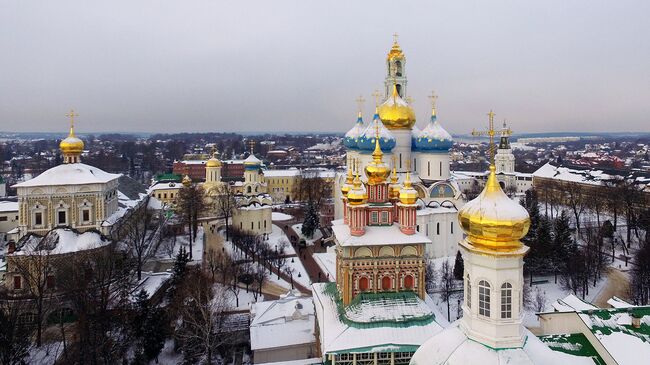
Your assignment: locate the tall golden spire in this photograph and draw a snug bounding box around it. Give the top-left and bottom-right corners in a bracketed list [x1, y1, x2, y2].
[399, 160, 417, 204]
[365, 120, 390, 185]
[428, 91, 438, 117]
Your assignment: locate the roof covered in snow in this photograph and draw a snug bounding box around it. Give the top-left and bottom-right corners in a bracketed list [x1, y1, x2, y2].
[313, 282, 444, 355]
[0, 200, 18, 213]
[250, 291, 316, 351]
[13, 163, 121, 188]
[14, 228, 111, 255]
[410, 323, 595, 365]
[331, 219, 431, 247]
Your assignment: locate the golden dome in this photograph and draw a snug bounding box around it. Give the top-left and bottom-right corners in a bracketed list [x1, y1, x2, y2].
[347, 170, 367, 206]
[458, 165, 530, 251]
[399, 170, 418, 205]
[59, 123, 84, 156]
[206, 149, 222, 168]
[364, 124, 390, 185]
[341, 167, 354, 196]
[182, 174, 192, 187]
[389, 164, 401, 199]
[377, 85, 416, 130]
[387, 39, 404, 61]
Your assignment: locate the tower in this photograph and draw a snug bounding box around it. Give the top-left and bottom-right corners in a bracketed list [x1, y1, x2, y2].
[495, 121, 515, 174]
[204, 147, 223, 186]
[385, 33, 407, 98]
[59, 110, 84, 164]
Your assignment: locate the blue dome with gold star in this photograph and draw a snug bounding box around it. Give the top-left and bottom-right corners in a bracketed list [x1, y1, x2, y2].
[357, 112, 396, 152]
[414, 113, 453, 152]
[344, 112, 365, 150]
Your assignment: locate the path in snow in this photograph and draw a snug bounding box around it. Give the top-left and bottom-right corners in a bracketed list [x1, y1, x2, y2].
[593, 268, 630, 308]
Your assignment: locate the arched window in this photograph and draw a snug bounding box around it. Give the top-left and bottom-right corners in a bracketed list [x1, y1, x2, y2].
[466, 275, 472, 309]
[451, 222, 454, 234]
[501, 283, 513, 319]
[404, 275, 414, 290]
[381, 276, 392, 290]
[247, 186, 252, 194]
[478, 280, 491, 317]
[359, 277, 369, 291]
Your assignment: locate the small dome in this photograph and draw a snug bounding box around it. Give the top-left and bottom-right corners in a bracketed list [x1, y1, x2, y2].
[206, 149, 222, 168]
[411, 125, 421, 149]
[399, 172, 418, 205]
[60, 135, 84, 156]
[387, 39, 404, 61]
[388, 166, 401, 199]
[357, 113, 396, 152]
[364, 135, 390, 185]
[243, 153, 261, 170]
[344, 112, 365, 150]
[458, 166, 530, 250]
[182, 174, 192, 186]
[414, 112, 453, 152]
[377, 85, 416, 130]
[340, 168, 354, 197]
[346, 173, 367, 206]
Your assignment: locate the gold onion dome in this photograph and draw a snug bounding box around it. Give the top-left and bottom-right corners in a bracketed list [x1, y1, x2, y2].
[206, 149, 222, 168]
[182, 174, 192, 186]
[389, 165, 401, 199]
[364, 125, 391, 185]
[387, 39, 404, 61]
[399, 171, 418, 205]
[346, 169, 367, 205]
[377, 84, 416, 130]
[60, 124, 84, 156]
[341, 167, 354, 197]
[458, 165, 531, 251]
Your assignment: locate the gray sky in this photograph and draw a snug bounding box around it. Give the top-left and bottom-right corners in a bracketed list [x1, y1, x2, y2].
[1, 0, 649, 134]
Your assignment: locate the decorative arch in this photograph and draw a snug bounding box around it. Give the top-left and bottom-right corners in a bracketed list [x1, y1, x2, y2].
[381, 276, 392, 290]
[429, 183, 455, 198]
[358, 276, 369, 291]
[403, 274, 414, 290]
[413, 184, 426, 199]
[400, 245, 417, 257]
[354, 247, 372, 258]
[378, 246, 395, 257]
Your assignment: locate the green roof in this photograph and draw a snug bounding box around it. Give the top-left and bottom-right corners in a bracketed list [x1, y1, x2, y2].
[538, 333, 605, 365]
[155, 173, 182, 182]
[322, 282, 436, 329]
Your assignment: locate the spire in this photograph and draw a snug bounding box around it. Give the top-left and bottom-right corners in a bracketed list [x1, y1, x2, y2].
[66, 109, 79, 138]
[372, 120, 383, 162]
[355, 95, 365, 121]
[428, 90, 438, 120]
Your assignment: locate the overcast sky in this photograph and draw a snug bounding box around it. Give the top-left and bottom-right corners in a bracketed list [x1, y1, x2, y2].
[1, 1, 649, 135]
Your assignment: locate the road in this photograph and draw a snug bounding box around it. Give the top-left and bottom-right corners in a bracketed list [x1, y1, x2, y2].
[593, 268, 630, 308]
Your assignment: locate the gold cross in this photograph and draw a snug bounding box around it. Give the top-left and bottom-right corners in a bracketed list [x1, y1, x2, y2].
[355, 95, 366, 114]
[471, 110, 497, 165]
[393, 33, 399, 44]
[371, 89, 382, 107]
[66, 109, 79, 129]
[428, 91, 438, 109]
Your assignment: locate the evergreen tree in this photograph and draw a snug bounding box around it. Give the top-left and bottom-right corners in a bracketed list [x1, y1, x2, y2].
[453, 251, 464, 280]
[301, 202, 320, 238]
[551, 211, 573, 283]
[132, 289, 169, 364]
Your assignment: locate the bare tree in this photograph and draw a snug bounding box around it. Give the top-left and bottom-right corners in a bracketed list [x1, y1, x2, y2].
[439, 260, 455, 321]
[215, 184, 237, 241]
[533, 287, 547, 312]
[424, 256, 437, 293]
[10, 238, 54, 347]
[123, 200, 164, 280]
[0, 297, 32, 365]
[175, 267, 230, 365]
[293, 170, 333, 209]
[177, 183, 206, 260]
[253, 265, 267, 300]
[564, 181, 588, 234]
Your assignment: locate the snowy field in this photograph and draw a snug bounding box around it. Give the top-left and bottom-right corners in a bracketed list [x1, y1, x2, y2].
[271, 212, 293, 221]
[154, 227, 204, 263]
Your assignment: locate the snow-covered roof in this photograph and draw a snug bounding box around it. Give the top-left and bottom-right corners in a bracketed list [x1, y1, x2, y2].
[551, 294, 597, 312]
[244, 154, 262, 164]
[13, 163, 121, 188]
[264, 169, 301, 177]
[607, 296, 634, 309]
[532, 162, 611, 186]
[313, 282, 443, 354]
[14, 228, 110, 255]
[0, 200, 18, 213]
[133, 271, 172, 299]
[250, 291, 315, 351]
[331, 219, 431, 247]
[410, 323, 595, 365]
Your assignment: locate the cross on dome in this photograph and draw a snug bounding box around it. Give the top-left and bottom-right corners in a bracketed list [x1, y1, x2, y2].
[66, 109, 79, 131]
[355, 95, 365, 114]
[471, 110, 497, 165]
[371, 89, 382, 107]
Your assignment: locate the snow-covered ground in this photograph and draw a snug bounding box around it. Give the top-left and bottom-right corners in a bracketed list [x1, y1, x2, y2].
[214, 282, 264, 310]
[292, 223, 322, 245]
[271, 212, 293, 221]
[154, 227, 204, 263]
[285, 256, 311, 288]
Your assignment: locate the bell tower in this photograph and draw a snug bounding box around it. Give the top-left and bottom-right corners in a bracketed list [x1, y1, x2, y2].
[384, 33, 407, 98]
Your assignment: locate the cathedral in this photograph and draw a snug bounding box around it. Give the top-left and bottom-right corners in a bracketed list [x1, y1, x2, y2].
[335, 37, 462, 259]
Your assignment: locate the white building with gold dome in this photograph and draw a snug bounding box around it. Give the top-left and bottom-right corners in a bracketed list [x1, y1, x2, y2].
[11, 113, 132, 240]
[232, 152, 273, 237]
[336, 38, 462, 259]
[409, 164, 595, 365]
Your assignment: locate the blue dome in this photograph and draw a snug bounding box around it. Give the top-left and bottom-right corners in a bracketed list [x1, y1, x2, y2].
[411, 125, 421, 149]
[344, 113, 365, 150]
[413, 114, 453, 152]
[357, 114, 396, 152]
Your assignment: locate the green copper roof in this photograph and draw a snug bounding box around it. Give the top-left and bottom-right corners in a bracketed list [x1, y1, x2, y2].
[538, 333, 605, 365]
[322, 282, 436, 329]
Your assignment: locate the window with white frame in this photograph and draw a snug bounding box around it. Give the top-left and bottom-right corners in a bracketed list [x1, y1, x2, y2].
[371, 211, 378, 224]
[478, 280, 490, 317]
[381, 211, 389, 223]
[501, 282, 512, 319]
